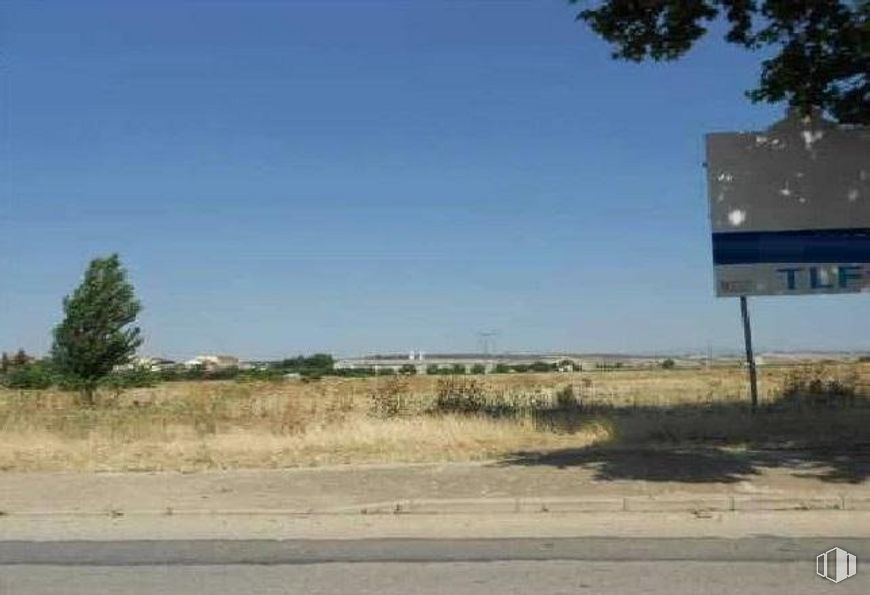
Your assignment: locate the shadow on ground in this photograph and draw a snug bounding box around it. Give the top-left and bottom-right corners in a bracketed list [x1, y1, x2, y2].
[496, 397, 870, 484]
[500, 444, 870, 484]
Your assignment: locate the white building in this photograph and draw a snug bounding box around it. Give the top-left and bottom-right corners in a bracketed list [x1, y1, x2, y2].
[183, 354, 240, 371]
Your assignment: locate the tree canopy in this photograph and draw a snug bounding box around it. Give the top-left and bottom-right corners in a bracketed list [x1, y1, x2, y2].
[572, 1, 869, 124]
[51, 254, 143, 404]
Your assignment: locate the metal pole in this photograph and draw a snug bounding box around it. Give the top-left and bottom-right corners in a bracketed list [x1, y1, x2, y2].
[740, 296, 758, 412]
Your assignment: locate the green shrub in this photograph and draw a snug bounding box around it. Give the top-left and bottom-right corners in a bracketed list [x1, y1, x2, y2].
[159, 366, 204, 381]
[104, 365, 159, 389]
[470, 364, 486, 375]
[399, 364, 417, 375]
[273, 353, 335, 378]
[333, 367, 375, 378]
[205, 367, 241, 380]
[661, 359, 676, 370]
[156, 366, 244, 382]
[3, 362, 54, 389]
[529, 361, 555, 373]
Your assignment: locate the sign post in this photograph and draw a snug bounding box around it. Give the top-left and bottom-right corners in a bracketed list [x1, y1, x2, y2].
[705, 109, 869, 410]
[739, 296, 758, 411]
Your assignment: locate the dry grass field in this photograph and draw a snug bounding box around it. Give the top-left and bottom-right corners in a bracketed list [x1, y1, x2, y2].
[1, 363, 868, 472]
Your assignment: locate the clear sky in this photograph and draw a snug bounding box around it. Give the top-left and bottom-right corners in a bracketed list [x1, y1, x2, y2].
[2, 0, 868, 360]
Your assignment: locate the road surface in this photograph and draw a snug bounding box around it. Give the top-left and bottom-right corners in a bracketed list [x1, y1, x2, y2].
[2, 537, 867, 594]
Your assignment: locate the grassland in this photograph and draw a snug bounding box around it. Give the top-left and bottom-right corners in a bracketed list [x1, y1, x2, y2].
[1, 363, 867, 472]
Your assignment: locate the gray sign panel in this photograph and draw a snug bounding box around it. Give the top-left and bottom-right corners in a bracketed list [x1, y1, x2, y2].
[705, 110, 870, 297]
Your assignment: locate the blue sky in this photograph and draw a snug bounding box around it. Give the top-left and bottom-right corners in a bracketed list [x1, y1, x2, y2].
[2, 0, 867, 359]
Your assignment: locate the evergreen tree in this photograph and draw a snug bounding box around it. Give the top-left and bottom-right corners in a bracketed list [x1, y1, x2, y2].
[51, 254, 142, 405]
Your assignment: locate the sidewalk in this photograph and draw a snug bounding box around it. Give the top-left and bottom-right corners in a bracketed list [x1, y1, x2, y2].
[3, 448, 870, 516]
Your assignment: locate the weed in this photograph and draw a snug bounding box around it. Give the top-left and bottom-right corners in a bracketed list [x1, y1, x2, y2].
[369, 376, 410, 418]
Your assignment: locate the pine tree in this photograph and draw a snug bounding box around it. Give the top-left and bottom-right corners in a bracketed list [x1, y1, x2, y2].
[51, 254, 143, 405]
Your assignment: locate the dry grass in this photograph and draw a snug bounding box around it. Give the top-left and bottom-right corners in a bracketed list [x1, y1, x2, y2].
[0, 363, 867, 472]
[0, 417, 612, 472]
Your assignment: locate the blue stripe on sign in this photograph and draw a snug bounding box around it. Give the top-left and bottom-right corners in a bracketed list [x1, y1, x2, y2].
[712, 228, 870, 265]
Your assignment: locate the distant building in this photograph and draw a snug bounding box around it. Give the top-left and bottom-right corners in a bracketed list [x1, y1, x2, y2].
[184, 354, 240, 371]
[239, 361, 267, 371]
[557, 359, 580, 373]
[119, 356, 177, 372]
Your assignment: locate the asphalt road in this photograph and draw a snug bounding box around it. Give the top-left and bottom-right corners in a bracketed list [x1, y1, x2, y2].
[2, 560, 867, 595]
[1, 537, 868, 594]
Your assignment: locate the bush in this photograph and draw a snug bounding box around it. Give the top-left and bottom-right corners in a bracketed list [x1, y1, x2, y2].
[205, 366, 242, 380]
[530, 361, 556, 373]
[159, 366, 204, 381]
[273, 353, 335, 378]
[398, 364, 417, 375]
[554, 385, 579, 409]
[333, 367, 375, 378]
[369, 376, 410, 418]
[156, 366, 246, 382]
[3, 362, 54, 389]
[470, 364, 486, 375]
[434, 376, 489, 414]
[104, 365, 160, 390]
[779, 365, 860, 407]
[661, 359, 676, 370]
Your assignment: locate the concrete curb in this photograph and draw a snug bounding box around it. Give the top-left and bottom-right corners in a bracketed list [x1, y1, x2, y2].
[3, 493, 867, 517]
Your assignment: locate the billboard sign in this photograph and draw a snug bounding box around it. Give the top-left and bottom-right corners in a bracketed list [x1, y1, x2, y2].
[705, 110, 869, 297]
